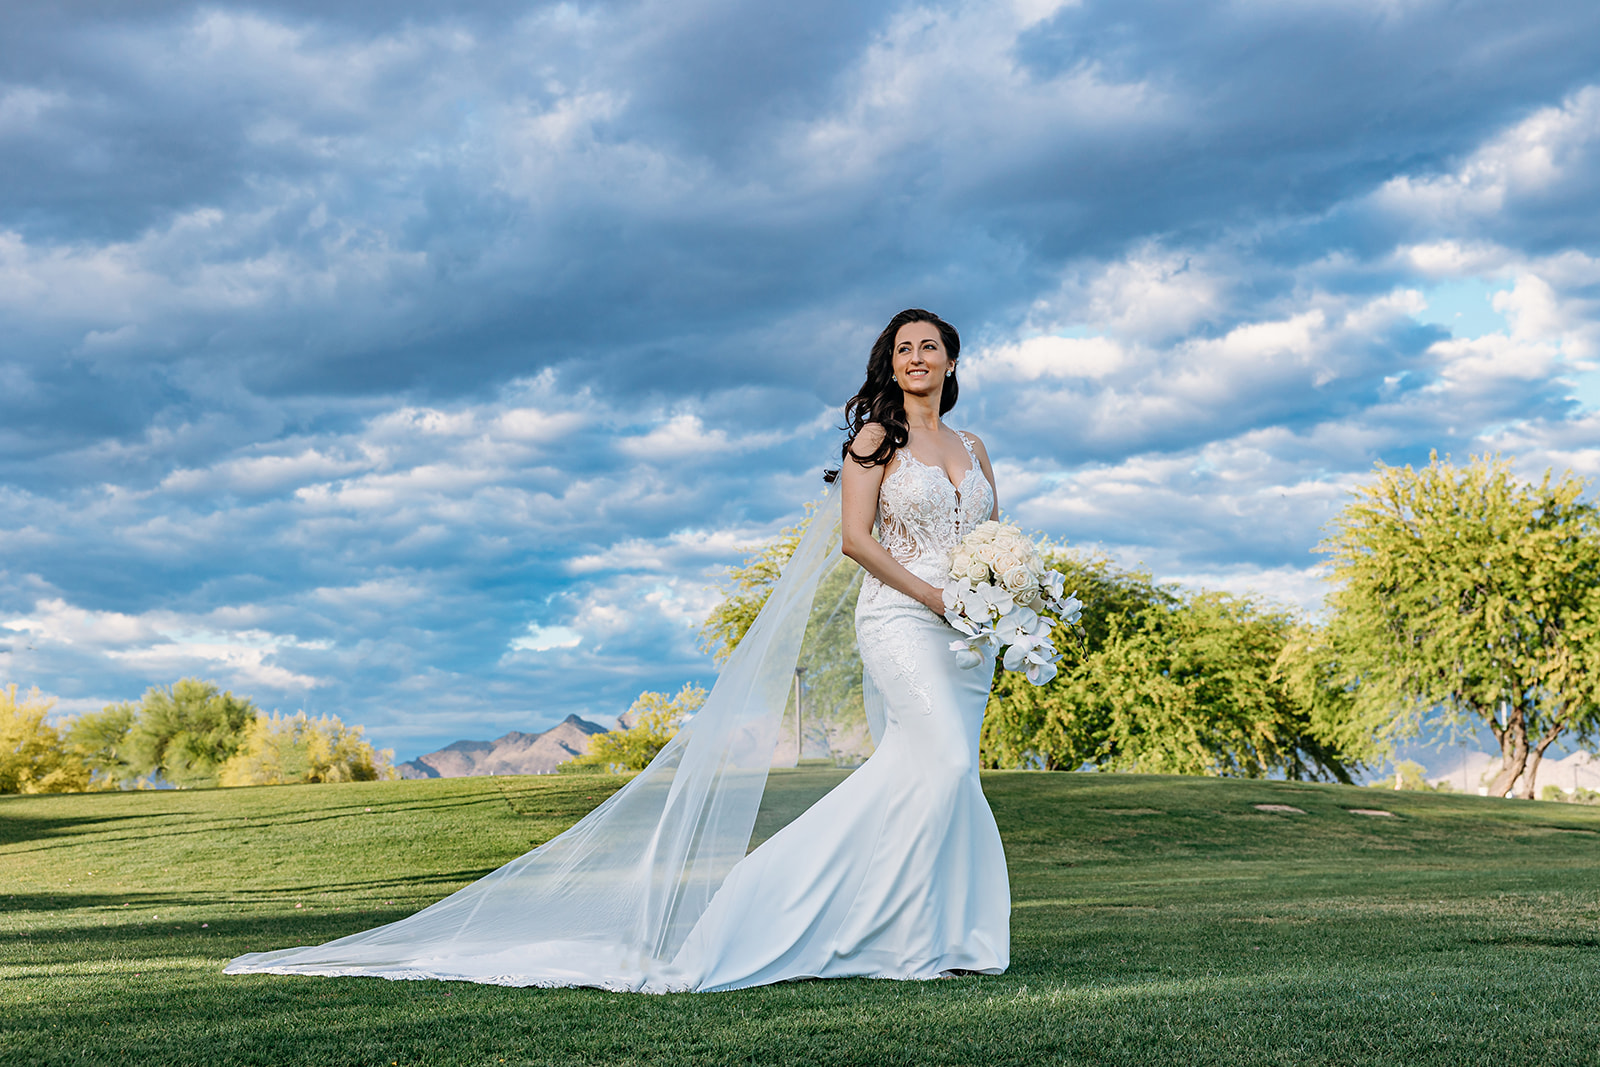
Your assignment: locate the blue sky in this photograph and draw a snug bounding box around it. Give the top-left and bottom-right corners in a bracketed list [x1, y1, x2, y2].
[2, 0, 1599, 762]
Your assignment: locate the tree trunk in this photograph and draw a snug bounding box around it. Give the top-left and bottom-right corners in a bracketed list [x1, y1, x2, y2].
[1487, 703, 1529, 798]
[1520, 720, 1567, 800]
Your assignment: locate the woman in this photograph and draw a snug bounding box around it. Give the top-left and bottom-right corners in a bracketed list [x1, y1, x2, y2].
[225, 308, 1008, 991]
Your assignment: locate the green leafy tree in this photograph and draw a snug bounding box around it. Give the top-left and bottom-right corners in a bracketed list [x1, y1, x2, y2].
[0, 684, 89, 794]
[699, 510, 811, 664]
[126, 678, 258, 788]
[218, 711, 398, 786]
[564, 683, 707, 773]
[1023, 591, 1354, 779]
[64, 703, 139, 789]
[1318, 454, 1600, 798]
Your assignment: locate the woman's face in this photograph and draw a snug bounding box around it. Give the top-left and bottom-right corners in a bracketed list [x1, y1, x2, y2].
[891, 321, 952, 398]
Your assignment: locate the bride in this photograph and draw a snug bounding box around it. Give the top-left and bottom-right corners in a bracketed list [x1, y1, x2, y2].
[226, 308, 1009, 992]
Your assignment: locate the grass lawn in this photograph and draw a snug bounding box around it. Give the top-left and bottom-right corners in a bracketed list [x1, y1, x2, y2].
[3, 769, 1599, 1066]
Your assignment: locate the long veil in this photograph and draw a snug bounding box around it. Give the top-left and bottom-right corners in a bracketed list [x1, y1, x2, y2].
[227, 488, 867, 989]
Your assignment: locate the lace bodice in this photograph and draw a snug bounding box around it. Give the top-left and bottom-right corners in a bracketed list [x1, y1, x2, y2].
[872, 431, 994, 587]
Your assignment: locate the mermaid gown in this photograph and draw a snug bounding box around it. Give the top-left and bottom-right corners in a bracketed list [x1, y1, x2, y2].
[226, 431, 1008, 992]
[669, 430, 1008, 989]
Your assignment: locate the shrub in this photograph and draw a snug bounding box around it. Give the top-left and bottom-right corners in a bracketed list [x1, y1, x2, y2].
[126, 679, 258, 788]
[0, 684, 89, 794]
[64, 703, 140, 789]
[562, 684, 706, 773]
[218, 711, 398, 786]
[1541, 784, 1600, 805]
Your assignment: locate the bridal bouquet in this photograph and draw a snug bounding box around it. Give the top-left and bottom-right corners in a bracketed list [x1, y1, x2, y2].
[942, 520, 1085, 686]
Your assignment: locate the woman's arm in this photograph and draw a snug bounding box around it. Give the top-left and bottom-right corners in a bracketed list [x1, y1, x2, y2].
[840, 425, 948, 614]
[966, 432, 1001, 521]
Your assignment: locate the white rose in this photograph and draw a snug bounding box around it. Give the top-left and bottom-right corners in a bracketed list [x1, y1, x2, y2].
[976, 543, 999, 565]
[966, 559, 990, 584]
[1001, 565, 1033, 593]
[1026, 553, 1046, 577]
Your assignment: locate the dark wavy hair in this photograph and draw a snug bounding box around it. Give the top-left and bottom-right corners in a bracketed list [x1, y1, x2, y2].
[824, 308, 961, 483]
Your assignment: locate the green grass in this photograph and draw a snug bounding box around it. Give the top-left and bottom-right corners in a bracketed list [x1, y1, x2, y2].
[4, 770, 1600, 1066]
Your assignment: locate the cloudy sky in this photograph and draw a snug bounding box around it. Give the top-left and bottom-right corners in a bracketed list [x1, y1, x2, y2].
[2, 0, 1598, 760]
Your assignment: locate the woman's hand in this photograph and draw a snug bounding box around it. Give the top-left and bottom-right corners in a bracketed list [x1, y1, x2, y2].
[916, 579, 948, 616]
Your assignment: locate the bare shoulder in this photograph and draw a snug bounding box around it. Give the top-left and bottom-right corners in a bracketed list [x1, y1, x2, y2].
[848, 421, 888, 459]
[959, 429, 992, 461]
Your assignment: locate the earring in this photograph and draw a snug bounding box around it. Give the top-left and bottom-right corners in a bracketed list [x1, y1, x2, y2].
[945, 368, 953, 377]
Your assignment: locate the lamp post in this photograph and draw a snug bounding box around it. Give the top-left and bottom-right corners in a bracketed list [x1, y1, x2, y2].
[792, 667, 805, 763]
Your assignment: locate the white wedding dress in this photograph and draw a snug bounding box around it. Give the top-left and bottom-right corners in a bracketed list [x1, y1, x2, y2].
[226, 431, 1008, 992]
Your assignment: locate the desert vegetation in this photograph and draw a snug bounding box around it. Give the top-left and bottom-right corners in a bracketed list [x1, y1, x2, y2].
[0, 678, 395, 793]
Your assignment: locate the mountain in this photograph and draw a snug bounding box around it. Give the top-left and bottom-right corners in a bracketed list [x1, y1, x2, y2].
[397, 714, 610, 778]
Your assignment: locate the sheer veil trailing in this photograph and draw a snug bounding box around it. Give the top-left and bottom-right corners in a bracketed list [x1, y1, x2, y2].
[227, 488, 874, 988]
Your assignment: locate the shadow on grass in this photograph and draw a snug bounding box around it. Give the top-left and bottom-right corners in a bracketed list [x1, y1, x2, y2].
[1464, 934, 1600, 948]
[0, 907, 421, 957]
[4, 870, 492, 910]
[1, 793, 518, 858]
[0, 812, 153, 847]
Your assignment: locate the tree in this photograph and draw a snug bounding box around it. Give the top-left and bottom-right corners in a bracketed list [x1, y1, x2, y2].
[64, 703, 139, 789]
[564, 683, 706, 773]
[1319, 454, 1600, 798]
[997, 588, 1356, 780]
[0, 684, 89, 794]
[125, 678, 258, 788]
[218, 711, 398, 786]
[699, 509, 810, 664]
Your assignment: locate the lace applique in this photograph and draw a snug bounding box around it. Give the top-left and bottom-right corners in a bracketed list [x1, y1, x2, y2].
[856, 432, 992, 715]
[877, 615, 934, 711]
[873, 431, 992, 576]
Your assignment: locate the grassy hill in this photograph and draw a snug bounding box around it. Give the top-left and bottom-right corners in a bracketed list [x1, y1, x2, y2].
[3, 770, 1598, 1066]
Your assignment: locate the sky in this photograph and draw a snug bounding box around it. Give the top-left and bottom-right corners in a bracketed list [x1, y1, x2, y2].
[2, 0, 1599, 763]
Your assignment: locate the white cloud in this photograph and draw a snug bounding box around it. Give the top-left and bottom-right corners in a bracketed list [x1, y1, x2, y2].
[791, 0, 1171, 189]
[162, 448, 374, 494]
[974, 334, 1125, 382]
[509, 624, 583, 652]
[566, 523, 774, 576]
[1375, 85, 1600, 222]
[616, 414, 729, 460]
[6, 598, 324, 692]
[0, 85, 63, 131]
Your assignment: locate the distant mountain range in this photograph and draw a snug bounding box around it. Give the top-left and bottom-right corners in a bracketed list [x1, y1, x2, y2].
[397, 714, 610, 778]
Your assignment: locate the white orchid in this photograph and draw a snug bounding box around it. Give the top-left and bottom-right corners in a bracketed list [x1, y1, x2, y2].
[1019, 648, 1060, 686]
[1041, 569, 1066, 599]
[1049, 591, 1084, 626]
[948, 629, 1000, 670]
